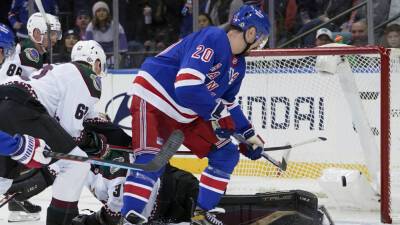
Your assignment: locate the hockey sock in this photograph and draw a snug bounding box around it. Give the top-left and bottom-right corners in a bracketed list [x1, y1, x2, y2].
[197, 166, 231, 210]
[46, 198, 79, 225]
[121, 153, 163, 220]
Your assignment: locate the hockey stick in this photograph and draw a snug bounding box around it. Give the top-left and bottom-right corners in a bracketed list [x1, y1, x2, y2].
[232, 133, 288, 171]
[44, 130, 184, 171]
[265, 137, 327, 171]
[232, 135, 327, 171]
[109, 136, 326, 155]
[34, 0, 52, 63]
[264, 137, 327, 151]
[0, 193, 18, 208]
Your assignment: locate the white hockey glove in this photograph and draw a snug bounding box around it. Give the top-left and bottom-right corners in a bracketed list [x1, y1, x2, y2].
[238, 126, 265, 148]
[11, 134, 51, 168]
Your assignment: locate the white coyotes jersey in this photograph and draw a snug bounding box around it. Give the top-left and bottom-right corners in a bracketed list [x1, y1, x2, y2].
[0, 43, 42, 82]
[86, 170, 125, 213]
[5, 62, 101, 139]
[86, 170, 160, 216]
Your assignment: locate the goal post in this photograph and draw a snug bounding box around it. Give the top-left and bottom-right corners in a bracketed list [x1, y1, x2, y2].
[229, 46, 395, 223]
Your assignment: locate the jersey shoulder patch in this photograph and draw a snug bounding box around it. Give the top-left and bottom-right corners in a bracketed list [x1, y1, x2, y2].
[24, 48, 40, 63]
[72, 62, 101, 99]
[19, 41, 43, 69]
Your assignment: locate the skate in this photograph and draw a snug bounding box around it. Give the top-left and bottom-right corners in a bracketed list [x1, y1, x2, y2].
[191, 207, 225, 225]
[8, 199, 41, 222]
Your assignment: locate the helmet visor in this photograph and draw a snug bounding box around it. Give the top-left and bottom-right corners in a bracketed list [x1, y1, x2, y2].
[254, 34, 269, 50]
[50, 30, 62, 40]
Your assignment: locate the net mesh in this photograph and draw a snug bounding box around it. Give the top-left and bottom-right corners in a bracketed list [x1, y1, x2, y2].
[224, 48, 400, 220]
[234, 53, 382, 179]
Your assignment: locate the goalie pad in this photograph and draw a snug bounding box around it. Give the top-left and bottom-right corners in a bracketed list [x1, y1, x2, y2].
[148, 164, 199, 224]
[217, 190, 328, 225]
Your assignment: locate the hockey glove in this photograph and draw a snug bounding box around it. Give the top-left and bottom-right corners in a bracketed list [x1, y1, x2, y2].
[11, 134, 51, 168]
[237, 126, 265, 148]
[80, 131, 109, 158]
[210, 101, 235, 140]
[239, 143, 263, 160]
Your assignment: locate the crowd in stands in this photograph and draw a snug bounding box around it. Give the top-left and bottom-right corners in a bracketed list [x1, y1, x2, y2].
[1, 0, 400, 68]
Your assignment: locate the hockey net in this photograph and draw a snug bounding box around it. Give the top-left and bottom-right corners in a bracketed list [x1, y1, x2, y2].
[226, 46, 400, 223]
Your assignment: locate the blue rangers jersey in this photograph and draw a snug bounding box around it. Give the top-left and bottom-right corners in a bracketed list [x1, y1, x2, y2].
[128, 26, 250, 131]
[0, 130, 21, 156]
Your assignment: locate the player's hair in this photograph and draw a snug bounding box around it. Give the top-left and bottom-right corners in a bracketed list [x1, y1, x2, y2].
[228, 24, 245, 33]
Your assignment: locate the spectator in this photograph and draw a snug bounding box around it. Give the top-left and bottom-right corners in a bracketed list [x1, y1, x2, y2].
[55, 29, 79, 63]
[85, 1, 128, 54]
[383, 24, 400, 48]
[350, 19, 368, 46]
[74, 9, 91, 40]
[8, 0, 58, 39]
[198, 12, 213, 29]
[315, 28, 333, 46]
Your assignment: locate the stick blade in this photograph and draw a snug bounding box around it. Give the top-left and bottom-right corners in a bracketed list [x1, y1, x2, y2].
[318, 137, 327, 141]
[280, 149, 292, 171]
[139, 130, 184, 171]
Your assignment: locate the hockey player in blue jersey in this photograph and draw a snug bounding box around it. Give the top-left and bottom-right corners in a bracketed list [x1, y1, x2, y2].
[0, 130, 51, 168]
[123, 5, 270, 225]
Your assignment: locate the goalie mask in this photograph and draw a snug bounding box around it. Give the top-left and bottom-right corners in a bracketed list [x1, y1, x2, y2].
[27, 12, 62, 44]
[71, 40, 107, 77]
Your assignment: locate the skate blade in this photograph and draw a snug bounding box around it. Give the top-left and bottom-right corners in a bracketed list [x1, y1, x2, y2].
[8, 211, 40, 222]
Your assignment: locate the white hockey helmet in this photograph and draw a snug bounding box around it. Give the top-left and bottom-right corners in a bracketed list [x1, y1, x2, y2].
[27, 12, 62, 43]
[71, 40, 107, 76]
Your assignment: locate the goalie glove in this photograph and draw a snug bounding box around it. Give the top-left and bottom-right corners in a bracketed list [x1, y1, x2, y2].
[11, 134, 51, 168]
[210, 101, 235, 140]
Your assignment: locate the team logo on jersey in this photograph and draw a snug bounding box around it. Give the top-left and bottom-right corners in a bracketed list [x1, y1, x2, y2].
[90, 74, 102, 91]
[232, 57, 238, 66]
[24, 48, 40, 63]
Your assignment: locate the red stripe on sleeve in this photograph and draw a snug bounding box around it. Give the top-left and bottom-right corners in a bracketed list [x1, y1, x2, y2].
[175, 73, 202, 82]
